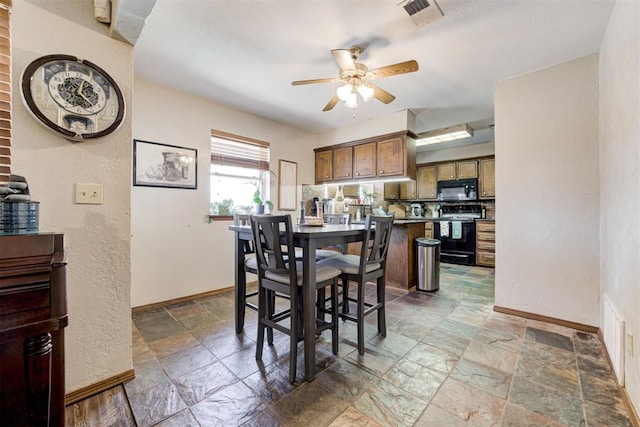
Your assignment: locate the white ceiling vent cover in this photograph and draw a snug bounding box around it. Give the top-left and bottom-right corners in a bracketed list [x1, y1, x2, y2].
[401, 0, 444, 27]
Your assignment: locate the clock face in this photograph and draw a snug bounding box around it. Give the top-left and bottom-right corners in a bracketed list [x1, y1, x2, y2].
[21, 54, 125, 141]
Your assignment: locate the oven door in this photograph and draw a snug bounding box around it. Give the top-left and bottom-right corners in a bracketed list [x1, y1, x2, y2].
[434, 220, 476, 265]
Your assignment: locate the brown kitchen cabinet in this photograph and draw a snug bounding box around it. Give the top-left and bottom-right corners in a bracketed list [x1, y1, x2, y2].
[384, 182, 400, 200]
[314, 131, 416, 184]
[437, 162, 457, 181]
[416, 165, 437, 199]
[315, 150, 332, 182]
[377, 136, 407, 177]
[0, 233, 68, 426]
[400, 180, 416, 200]
[332, 146, 353, 180]
[458, 160, 478, 179]
[476, 220, 495, 267]
[353, 142, 376, 179]
[479, 158, 495, 199]
[425, 220, 434, 239]
[437, 160, 478, 181]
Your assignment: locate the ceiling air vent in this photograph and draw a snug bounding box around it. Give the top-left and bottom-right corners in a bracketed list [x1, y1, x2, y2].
[401, 0, 444, 27]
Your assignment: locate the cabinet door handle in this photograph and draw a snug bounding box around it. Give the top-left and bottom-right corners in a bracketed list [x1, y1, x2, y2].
[483, 191, 486, 195]
[356, 172, 360, 176]
[380, 170, 384, 174]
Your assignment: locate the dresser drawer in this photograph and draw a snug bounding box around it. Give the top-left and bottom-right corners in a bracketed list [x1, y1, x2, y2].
[0, 281, 51, 317]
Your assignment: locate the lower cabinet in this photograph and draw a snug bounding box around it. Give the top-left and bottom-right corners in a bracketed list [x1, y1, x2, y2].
[476, 220, 495, 267]
[425, 220, 433, 239]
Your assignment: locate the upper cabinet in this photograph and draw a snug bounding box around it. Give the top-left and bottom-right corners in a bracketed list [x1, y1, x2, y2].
[315, 150, 332, 182]
[377, 137, 407, 177]
[314, 131, 416, 184]
[416, 165, 437, 200]
[458, 160, 478, 179]
[332, 146, 353, 180]
[353, 142, 377, 179]
[479, 158, 495, 199]
[437, 163, 456, 181]
[436, 160, 478, 181]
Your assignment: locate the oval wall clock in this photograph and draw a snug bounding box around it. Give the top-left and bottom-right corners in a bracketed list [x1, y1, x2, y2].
[20, 54, 126, 142]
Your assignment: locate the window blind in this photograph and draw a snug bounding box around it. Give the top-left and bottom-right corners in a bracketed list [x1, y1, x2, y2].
[0, 1, 10, 185]
[210, 130, 270, 171]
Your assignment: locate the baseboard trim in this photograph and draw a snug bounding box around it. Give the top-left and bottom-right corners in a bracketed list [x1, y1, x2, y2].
[492, 305, 598, 333]
[622, 386, 640, 427]
[65, 369, 135, 406]
[132, 285, 241, 313]
[597, 330, 640, 427]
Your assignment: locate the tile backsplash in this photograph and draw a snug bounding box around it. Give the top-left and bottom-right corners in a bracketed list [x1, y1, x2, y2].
[300, 183, 495, 219]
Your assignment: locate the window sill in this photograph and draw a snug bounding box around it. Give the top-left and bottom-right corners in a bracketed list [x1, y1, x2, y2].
[208, 215, 233, 222]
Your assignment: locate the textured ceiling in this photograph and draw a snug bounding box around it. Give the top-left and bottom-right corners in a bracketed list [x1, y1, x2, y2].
[134, 0, 614, 141]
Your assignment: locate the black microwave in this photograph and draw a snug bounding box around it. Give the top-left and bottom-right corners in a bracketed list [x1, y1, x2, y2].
[437, 178, 478, 201]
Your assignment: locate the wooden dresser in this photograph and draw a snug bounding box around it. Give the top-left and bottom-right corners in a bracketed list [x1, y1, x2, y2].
[0, 233, 67, 426]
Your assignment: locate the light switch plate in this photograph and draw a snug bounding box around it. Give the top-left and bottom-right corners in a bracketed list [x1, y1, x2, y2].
[75, 183, 104, 204]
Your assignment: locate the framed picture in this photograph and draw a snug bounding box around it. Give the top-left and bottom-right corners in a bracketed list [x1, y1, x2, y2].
[278, 159, 297, 211]
[133, 139, 197, 189]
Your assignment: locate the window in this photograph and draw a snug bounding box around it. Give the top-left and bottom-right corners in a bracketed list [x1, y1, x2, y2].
[0, 1, 11, 184]
[210, 130, 270, 217]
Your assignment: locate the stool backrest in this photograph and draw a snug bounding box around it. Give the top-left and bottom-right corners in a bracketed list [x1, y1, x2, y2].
[360, 214, 394, 270]
[250, 214, 297, 281]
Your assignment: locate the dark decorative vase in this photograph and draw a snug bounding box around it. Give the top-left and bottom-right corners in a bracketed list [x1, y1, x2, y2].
[255, 204, 265, 214]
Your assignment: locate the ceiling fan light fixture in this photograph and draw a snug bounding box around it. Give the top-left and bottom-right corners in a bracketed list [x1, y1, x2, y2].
[344, 92, 358, 109]
[336, 84, 353, 101]
[357, 84, 374, 102]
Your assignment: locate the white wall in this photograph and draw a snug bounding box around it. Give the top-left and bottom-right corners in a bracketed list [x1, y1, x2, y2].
[12, 2, 133, 392]
[599, 0, 640, 413]
[131, 78, 316, 306]
[494, 54, 600, 326]
[316, 109, 411, 147]
[417, 141, 495, 164]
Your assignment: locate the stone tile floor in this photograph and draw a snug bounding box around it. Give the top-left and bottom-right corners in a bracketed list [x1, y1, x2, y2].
[66, 264, 634, 426]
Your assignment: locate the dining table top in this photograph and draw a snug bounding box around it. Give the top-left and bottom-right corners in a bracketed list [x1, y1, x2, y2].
[228, 222, 369, 236]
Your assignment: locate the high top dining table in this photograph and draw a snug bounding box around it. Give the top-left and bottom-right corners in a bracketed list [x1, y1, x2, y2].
[229, 222, 369, 382]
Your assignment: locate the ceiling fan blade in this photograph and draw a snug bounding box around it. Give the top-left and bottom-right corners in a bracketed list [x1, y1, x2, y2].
[291, 77, 337, 86]
[370, 84, 396, 104]
[370, 60, 419, 79]
[331, 49, 356, 71]
[323, 95, 340, 112]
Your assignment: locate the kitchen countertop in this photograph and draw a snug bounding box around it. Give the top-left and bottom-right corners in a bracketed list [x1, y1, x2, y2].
[351, 218, 430, 225]
[393, 218, 431, 224]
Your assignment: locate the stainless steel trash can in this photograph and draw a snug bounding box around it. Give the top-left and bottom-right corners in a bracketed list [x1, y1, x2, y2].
[416, 237, 440, 292]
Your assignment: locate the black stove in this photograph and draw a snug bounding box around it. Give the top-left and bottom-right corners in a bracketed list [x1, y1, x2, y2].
[433, 204, 481, 265]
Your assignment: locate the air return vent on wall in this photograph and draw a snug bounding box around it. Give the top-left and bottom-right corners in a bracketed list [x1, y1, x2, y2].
[401, 0, 444, 27]
[603, 293, 625, 385]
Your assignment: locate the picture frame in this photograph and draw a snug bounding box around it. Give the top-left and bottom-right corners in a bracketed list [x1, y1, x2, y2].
[133, 139, 197, 189]
[278, 159, 297, 211]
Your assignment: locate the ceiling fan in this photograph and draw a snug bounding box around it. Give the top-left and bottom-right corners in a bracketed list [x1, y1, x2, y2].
[291, 47, 419, 112]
